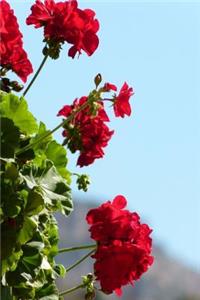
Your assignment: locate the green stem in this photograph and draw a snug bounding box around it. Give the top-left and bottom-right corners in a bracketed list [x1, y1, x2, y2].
[16, 100, 89, 156]
[58, 244, 96, 254]
[22, 54, 48, 98]
[66, 249, 95, 273]
[59, 283, 84, 297]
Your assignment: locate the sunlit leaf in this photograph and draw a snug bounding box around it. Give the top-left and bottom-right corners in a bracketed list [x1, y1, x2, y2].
[17, 216, 37, 244]
[0, 92, 38, 135]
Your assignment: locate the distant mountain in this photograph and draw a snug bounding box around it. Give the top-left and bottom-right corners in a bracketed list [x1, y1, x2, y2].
[55, 200, 200, 300]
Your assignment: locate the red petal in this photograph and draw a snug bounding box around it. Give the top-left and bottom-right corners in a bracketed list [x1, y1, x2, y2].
[112, 195, 127, 209]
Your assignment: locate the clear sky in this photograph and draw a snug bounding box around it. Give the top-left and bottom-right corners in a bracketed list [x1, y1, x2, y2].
[10, 0, 200, 271]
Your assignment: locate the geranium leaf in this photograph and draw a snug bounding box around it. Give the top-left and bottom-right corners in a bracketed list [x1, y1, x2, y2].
[25, 188, 44, 216]
[45, 140, 71, 183]
[21, 161, 73, 216]
[31, 122, 52, 152]
[53, 264, 66, 278]
[17, 216, 37, 244]
[36, 283, 59, 300]
[0, 92, 38, 135]
[1, 117, 20, 158]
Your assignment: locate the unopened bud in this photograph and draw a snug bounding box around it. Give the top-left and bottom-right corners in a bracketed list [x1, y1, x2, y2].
[10, 81, 24, 92]
[2, 77, 10, 85]
[94, 73, 102, 88]
[42, 46, 49, 56]
[76, 174, 91, 192]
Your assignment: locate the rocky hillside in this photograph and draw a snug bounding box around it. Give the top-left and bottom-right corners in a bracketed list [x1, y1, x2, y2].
[55, 200, 200, 300]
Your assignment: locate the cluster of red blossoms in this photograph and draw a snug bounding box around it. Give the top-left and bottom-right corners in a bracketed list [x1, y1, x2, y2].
[26, 0, 99, 58]
[86, 195, 154, 296]
[0, 0, 33, 82]
[57, 81, 134, 167]
[57, 95, 113, 167]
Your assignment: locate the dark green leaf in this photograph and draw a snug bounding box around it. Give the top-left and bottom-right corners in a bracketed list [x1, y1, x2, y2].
[1, 222, 18, 260]
[1, 118, 20, 158]
[25, 188, 44, 216]
[0, 286, 13, 300]
[4, 162, 19, 181]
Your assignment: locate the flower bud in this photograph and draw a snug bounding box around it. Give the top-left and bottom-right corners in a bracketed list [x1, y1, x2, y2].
[0, 78, 11, 93]
[76, 174, 91, 192]
[94, 73, 102, 88]
[10, 81, 24, 92]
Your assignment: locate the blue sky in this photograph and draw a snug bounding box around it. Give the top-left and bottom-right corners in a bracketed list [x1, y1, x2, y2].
[10, 0, 200, 271]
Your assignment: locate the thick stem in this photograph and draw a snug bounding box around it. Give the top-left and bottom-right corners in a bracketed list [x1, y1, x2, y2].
[16, 101, 89, 156]
[22, 54, 48, 98]
[58, 244, 96, 254]
[59, 284, 84, 296]
[66, 249, 95, 273]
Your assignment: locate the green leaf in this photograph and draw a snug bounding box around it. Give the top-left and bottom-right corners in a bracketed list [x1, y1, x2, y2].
[26, 241, 45, 252]
[40, 214, 59, 259]
[25, 188, 44, 216]
[45, 140, 71, 183]
[23, 253, 42, 268]
[4, 162, 19, 181]
[1, 117, 20, 158]
[1, 286, 13, 300]
[32, 122, 52, 152]
[1, 163, 24, 218]
[1, 221, 18, 260]
[17, 216, 37, 244]
[31, 123, 71, 184]
[36, 283, 59, 300]
[1, 247, 23, 275]
[0, 92, 38, 135]
[21, 161, 73, 216]
[3, 199, 21, 218]
[12, 286, 36, 299]
[53, 264, 66, 278]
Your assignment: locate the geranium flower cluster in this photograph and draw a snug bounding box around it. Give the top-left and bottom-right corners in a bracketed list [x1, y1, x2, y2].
[57, 96, 114, 167]
[86, 195, 154, 296]
[26, 0, 99, 58]
[0, 0, 33, 83]
[57, 80, 134, 167]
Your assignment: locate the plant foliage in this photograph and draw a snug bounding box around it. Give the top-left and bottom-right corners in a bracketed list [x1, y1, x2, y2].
[0, 92, 72, 299]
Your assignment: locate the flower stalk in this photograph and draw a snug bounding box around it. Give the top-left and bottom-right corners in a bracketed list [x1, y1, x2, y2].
[22, 53, 49, 97]
[58, 244, 96, 254]
[66, 249, 95, 273]
[59, 283, 85, 296]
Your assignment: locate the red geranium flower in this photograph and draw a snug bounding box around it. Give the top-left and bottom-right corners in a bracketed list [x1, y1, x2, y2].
[26, 0, 99, 58]
[0, 0, 33, 82]
[113, 82, 134, 118]
[57, 96, 113, 167]
[86, 195, 154, 295]
[93, 242, 153, 296]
